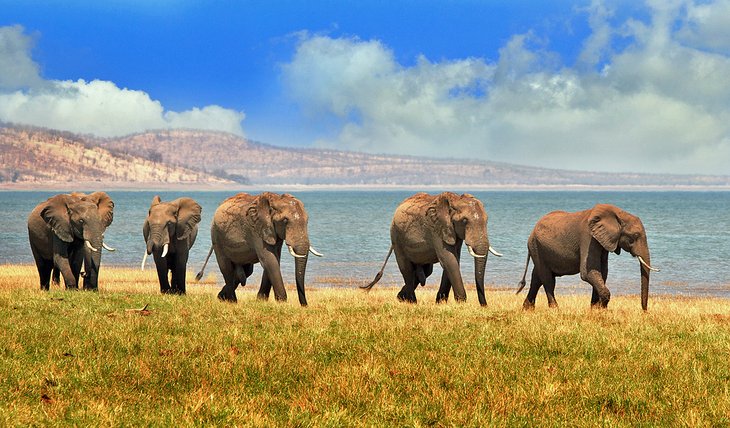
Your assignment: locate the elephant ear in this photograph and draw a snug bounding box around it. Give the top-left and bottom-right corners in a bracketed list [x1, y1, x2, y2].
[174, 197, 202, 240]
[427, 194, 456, 246]
[88, 191, 114, 228]
[589, 205, 621, 252]
[150, 195, 162, 209]
[40, 194, 74, 243]
[248, 193, 277, 246]
[143, 218, 150, 242]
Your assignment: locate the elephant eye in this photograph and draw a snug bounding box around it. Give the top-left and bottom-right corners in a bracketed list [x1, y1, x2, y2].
[79, 219, 84, 224]
[461, 218, 468, 224]
[283, 218, 289, 224]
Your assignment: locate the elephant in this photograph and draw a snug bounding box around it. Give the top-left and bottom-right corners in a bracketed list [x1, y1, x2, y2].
[362, 192, 502, 305]
[195, 192, 322, 306]
[516, 203, 660, 310]
[27, 192, 115, 291]
[141, 196, 202, 294]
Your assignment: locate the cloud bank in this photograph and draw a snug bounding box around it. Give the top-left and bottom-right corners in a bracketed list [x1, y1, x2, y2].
[0, 25, 245, 137]
[283, 1, 730, 174]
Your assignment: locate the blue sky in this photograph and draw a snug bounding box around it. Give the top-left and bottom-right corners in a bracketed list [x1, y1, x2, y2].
[1, 0, 730, 174]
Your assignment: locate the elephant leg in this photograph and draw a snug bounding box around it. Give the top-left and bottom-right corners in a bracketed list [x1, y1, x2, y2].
[31, 246, 52, 291]
[259, 248, 287, 302]
[154, 254, 171, 294]
[585, 272, 611, 308]
[543, 273, 558, 308]
[51, 267, 60, 286]
[171, 254, 188, 295]
[70, 248, 84, 287]
[438, 250, 466, 302]
[216, 256, 239, 303]
[53, 251, 77, 290]
[582, 248, 611, 308]
[523, 268, 543, 310]
[436, 271, 451, 304]
[394, 249, 417, 303]
[257, 269, 272, 301]
[257, 244, 280, 301]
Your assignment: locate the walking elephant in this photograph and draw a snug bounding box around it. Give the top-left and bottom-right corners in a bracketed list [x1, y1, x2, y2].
[195, 192, 322, 306]
[516, 203, 659, 310]
[141, 196, 201, 294]
[27, 192, 115, 290]
[362, 192, 502, 306]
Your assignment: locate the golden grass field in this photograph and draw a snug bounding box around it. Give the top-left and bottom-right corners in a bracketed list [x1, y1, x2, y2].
[1, 265, 730, 426]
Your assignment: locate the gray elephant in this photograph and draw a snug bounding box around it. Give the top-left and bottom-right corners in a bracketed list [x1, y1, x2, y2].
[196, 192, 322, 306]
[142, 196, 202, 294]
[517, 203, 660, 310]
[363, 192, 502, 305]
[27, 192, 115, 290]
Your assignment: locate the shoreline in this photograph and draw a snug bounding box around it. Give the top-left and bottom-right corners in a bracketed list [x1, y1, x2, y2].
[2, 182, 730, 192]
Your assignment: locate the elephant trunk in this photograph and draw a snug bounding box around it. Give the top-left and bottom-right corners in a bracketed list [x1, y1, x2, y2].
[82, 229, 103, 290]
[147, 224, 171, 256]
[472, 242, 489, 307]
[638, 250, 651, 311]
[294, 254, 308, 307]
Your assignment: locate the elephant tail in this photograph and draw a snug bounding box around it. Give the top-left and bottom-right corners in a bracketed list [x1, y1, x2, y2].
[516, 252, 531, 294]
[361, 245, 394, 291]
[195, 245, 215, 282]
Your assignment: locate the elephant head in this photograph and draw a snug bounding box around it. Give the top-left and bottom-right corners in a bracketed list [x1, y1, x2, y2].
[248, 192, 321, 306]
[40, 191, 114, 289]
[143, 196, 201, 259]
[588, 204, 658, 310]
[428, 192, 502, 306]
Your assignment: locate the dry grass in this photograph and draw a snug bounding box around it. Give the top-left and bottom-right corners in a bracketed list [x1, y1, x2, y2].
[2, 265, 730, 426]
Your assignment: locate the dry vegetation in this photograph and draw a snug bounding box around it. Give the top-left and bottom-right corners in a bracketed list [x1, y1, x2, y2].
[2, 265, 730, 426]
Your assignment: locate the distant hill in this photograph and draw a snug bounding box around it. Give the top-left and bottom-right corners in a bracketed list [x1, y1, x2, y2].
[0, 126, 232, 185]
[2, 124, 729, 187]
[96, 128, 730, 187]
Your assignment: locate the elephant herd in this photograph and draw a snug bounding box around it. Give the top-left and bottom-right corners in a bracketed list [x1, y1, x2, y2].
[27, 191, 659, 310]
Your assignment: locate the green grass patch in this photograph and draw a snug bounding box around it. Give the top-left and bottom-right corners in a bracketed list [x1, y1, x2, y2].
[2, 265, 730, 426]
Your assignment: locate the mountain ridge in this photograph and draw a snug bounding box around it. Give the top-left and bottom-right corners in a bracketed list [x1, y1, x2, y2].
[1, 124, 729, 188]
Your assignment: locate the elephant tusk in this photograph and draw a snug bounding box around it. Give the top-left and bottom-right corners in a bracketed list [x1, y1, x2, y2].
[102, 242, 116, 252]
[309, 246, 324, 257]
[488, 246, 503, 257]
[85, 240, 99, 252]
[161, 243, 169, 258]
[466, 245, 487, 258]
[288, 245, 307, 259]
[638, 256, 660, 272]
[141, 252, 148, 271]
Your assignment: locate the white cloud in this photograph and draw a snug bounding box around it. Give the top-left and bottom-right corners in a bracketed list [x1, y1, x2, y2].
[0, 25, 245, 137]
[283, 1, 730, 174]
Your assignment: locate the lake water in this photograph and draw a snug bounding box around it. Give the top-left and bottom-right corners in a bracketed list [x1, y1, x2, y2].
[2, 190, 729, 298]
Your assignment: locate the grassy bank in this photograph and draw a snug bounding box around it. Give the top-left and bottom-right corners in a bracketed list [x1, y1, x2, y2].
[1, 265, 729, 426]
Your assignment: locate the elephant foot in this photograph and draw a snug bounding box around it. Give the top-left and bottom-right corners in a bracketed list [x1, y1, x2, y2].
[256, 293, 270, 301]
[217, 289, 237, 303]
[435, 294, 448, 304]
[522, 299, 536, 311]
[548, 301, 559, 309]
[396, 290, 417, 304]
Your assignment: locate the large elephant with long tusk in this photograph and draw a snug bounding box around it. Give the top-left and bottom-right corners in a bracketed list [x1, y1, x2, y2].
[195, 192, 322, 306]
[516, 203, 659, 311]
[27, 192, 115, 290]
[142, 196, 202, 294]
[362, 192, 502, 306]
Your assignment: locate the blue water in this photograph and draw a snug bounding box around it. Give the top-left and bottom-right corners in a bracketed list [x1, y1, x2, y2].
[2, 190, 729, 297]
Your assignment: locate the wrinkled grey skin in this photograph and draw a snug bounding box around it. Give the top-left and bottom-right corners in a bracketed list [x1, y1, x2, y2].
[517, 204, 655, 311]
[143, 196, 201, 294]
[28, 192, 114, 290]
[364, 192, 494, 306]
[198, 192, 314, 306]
